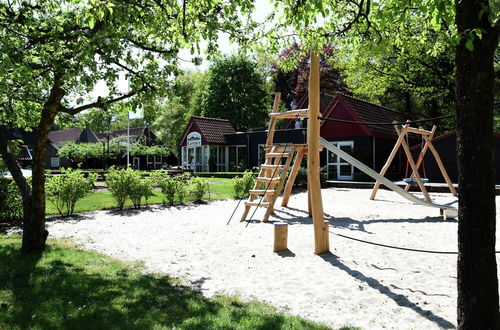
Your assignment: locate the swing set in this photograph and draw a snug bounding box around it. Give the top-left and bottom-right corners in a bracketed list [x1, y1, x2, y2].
[370, 122, 458, 202]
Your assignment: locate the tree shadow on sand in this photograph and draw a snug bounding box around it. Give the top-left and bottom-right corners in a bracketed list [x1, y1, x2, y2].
[0, 238, 329, 330]
[320, 252, 455, 329]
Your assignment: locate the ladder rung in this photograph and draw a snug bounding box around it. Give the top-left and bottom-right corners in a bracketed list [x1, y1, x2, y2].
[245, 201, 271, 207]
[266, 153, 291, 158]
[261, 164, 286, 170]
[256, 177, 280, 182]
[269, 109, 308, 119]
[249, 190, 275, 195]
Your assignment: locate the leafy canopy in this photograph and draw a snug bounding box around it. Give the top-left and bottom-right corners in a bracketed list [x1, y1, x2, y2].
[0, 0, 254, 127]
[199, 55, 269, 131]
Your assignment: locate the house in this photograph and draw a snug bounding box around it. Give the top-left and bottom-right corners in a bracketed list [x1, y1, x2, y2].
[178, 93, 412, 180]
[178, 117, 237, 172]
[95, 126, 170, 170]
[410, 130, 500, 184]
[47, 127, 99, 168]
[2, 127, 37, 168]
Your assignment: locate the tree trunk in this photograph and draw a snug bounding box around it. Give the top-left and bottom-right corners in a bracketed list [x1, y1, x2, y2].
[455, 0, 499, 328]
[0, 127, 33, 230]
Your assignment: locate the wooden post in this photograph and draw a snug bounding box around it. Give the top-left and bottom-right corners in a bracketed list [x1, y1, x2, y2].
[370, 123, 409, 200]
[307, 53, 329, 254]
[399, 131, 432, 202]
[266, 93, 281, 147]
[281, 148, 305, 206]
[273, 222, 288, 252]
[404, 126, 436, 191]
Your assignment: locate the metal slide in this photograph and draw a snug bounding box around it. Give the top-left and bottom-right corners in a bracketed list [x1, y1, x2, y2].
[319, 137, 458, 218]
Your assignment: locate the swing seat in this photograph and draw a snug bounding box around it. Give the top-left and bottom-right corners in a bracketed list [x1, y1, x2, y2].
[403, 178, 429, 184]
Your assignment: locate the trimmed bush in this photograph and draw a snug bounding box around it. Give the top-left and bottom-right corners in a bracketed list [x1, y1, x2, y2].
[45, 168, 97, 216]
[232, 170, 255, 199]
[176, 179, 188, 204]
[0, 178, 23, 221]
[190, 177, 209, 202]
[129, 178, 154, 209]
[106, 167, 139, 210]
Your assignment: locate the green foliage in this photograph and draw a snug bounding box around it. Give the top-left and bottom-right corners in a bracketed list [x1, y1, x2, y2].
[0, 140, 21, 173]
[190, 177, 209, 201]
[130, 144, 168, 157]
[0, 178, 23, 220]
[199, 55, 270, 131]
[45, 168, 98, 216]
[154, 173, 178, 205]
[176, 174, 189, 204]
[151, 71, 208, 155]
[232, 171, 255, 199]
[105, 167, 139, 210]
[129, 178, 154, 209]
[58, 142, 111, 159]
[294, 167, 327, 187]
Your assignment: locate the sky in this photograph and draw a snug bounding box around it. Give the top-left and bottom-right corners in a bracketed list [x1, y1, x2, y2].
[90, 0, 274, 103]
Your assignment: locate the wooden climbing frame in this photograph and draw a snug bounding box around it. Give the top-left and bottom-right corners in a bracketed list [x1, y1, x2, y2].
[241, 53, 329, 255]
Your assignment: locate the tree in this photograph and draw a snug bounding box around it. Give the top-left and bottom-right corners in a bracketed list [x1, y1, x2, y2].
[152, 71, 207, 155]
[0, 0, 251, 252]
[245, 0, 499, 326]
[455, 0, 499, 327]
[337, 12, 456, 131]
[199, 55, 270, 131]
[273, 43, 350, 108]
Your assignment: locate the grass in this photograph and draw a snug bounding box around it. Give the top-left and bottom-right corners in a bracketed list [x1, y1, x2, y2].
[46, 177, 235, 215]
[0, 235, 335, 330]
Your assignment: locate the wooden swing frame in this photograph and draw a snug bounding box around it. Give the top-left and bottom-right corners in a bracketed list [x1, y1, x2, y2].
[370, 122, 458, 201]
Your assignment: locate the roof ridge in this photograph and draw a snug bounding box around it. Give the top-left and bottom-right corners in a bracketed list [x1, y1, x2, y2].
[337, 92, 406, 116]
[50, 127, 82, 133]
[192, 116, 231, 122]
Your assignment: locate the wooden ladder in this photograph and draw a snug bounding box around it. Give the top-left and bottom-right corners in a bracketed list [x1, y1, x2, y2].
[240, 144, 296, 222]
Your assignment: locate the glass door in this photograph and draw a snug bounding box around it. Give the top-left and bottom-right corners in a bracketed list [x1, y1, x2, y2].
[326, 141, 354, 180]
[187, 147, 195, 170]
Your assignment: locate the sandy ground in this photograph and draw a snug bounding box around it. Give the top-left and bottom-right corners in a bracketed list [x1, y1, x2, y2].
[44, 188, 500, 329]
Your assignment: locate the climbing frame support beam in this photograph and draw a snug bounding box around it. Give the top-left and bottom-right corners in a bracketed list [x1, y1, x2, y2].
[307, 53, 329, 255]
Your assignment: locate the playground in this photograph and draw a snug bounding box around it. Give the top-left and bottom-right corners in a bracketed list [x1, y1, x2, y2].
[43, 188, 499, 329]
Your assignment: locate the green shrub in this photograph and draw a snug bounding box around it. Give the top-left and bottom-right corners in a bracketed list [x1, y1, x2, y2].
[0, 178, 24, 220]
[129, 178, 154, 209]
[294, 167, 327, 187]
[190, 177, 209, 202]
[152, 172, 177, 206]
[176, 179, 188, 204]
[160, 176, 177, 205]
[232, 170, 255, 199]
[105, 167, 138, 210]
[45, 168, 97, 216]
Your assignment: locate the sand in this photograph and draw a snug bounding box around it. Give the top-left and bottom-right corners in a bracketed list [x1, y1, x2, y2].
[45, 188, 500, 329]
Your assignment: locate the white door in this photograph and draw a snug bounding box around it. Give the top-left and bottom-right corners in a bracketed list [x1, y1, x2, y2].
[327, 141, 354, 180]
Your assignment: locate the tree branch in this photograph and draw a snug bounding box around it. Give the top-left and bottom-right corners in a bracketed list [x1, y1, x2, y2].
[60, 88, 145, 115]
[125, 37, 176, 55]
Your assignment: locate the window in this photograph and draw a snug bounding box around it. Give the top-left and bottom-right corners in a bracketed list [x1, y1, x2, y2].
[51, 157, 60, 168]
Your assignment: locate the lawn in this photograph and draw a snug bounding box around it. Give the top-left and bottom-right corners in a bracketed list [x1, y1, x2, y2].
[46, 177, 235, 215]
[0, 235, 334, 330]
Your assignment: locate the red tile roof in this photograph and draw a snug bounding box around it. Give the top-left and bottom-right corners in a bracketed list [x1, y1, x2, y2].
[296, 92, 407, 137]
[180, 117, 236, 145]
[338, 93, 407, 137]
